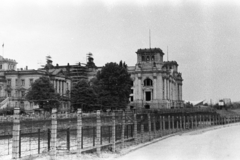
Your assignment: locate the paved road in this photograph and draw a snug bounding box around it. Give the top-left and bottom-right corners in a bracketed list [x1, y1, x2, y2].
[116, 124, 240, 160]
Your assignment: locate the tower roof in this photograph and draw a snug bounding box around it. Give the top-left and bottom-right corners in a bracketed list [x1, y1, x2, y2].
[136, 48, 164, 55]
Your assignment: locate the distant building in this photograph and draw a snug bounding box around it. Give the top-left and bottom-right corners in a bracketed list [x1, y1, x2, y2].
[128, 48, 183, 109]
[0, 57, 71, 113]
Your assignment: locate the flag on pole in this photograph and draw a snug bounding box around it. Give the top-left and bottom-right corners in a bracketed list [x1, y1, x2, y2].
[2, 43, 4, 48]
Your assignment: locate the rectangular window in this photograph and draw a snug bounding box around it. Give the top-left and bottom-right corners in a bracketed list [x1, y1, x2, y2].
[131, 89, 133, 94]
[130, 96, 134, 102]
[145, 91, 151, 101]
[0, 65, 2, 69]
[7, 79, 11, 86]
[29, 79, 33, 85]
[16, 79, 18, 86]
[15, 91, 18, 97]
[21, 79, 25, 86]
[21, 91, 25, 97]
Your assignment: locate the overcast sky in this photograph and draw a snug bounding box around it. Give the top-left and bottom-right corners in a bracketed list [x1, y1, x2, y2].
[1, 0, 240, 102]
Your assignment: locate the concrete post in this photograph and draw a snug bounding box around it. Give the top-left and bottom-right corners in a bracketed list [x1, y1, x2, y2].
[50, 107, 57, 160]
[195, 116, 197, 128]
[141, 115, 144, 143]
[172, 116, 174, 133]
[180, 116, 182, 131]
[176, 117, 179, 131]
[96, 110, 101, 155]
[163, 116, 165, 136]
[12, 107, 20, 159]
[199, 115, 202, 128]
[153, 116, 156, 138]
[121, 111, 126, 148]
[148, 113, 152, 141]
[168, 115, 171, 133]
[183, 116, 186, 130]
[191, 116, 193, 129]
[159, 116, 162, 137]
[77, 109, 82, 157]
[209, 115, 211, 126]
[112, 112, 116, 152]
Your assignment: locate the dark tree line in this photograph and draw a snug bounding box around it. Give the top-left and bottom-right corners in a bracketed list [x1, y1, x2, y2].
[71, 61, 132, 111]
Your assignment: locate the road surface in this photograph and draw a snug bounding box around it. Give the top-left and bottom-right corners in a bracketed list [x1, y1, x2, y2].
[116, 124, 240, 160]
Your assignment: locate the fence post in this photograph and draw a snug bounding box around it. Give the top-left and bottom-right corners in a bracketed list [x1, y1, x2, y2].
[77, 109, 82, 157]
[179, 116, 182, 131]
[153, 115, 156, 138]
[141, 115, 144, 143]
[50, 107, 57, 160]
[199, 115, 202, 128]
[163, 116, 165, 136]
[172, 116, 174, 133]
[121, 111, 125, 149]
[183, 116, 186, 130]
[110, 112, 115, 152]
[159, 116, 162, 136]
[12, 107, 20, 159]
[209, 115, 211, 126]
[195, 115, 197, 128]
[96, 110, 101, 155]
[133, 112, 137, 144]
[191, 116, 193, 129]
[176, 116, 178, 131]
[148, 113, 152, 141]
[168, 115, 171, 134]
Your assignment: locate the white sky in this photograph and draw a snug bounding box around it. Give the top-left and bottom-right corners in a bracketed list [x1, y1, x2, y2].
[1, 0, 240, 102]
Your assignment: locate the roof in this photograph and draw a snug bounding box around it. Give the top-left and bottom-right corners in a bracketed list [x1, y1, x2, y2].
[136, 48, 164, 55]
[163, 61, 179, 67]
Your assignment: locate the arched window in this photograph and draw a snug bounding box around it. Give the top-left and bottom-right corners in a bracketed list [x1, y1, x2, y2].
[146, 56, 150, 61]
[151, 56, 155, 61]
[144, 78, 153, 86]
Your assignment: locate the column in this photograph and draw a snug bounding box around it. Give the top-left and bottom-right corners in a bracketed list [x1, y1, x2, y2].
[77, 109, 82, 157]
[138, 76, 142, 103]
[50, 108, 57, 160]
[59, 80, 62, 95]
[96, 110, 101, 155]
[56, 80, 59, 94]
[153, 76, 157, 99]
[112, 112, 116, 152]
[164, 78, 167, 100]
[12, 107, 20, 159]
[63, 81, 66, 96]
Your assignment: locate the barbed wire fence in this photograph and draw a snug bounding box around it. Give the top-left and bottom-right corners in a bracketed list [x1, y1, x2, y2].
[0, 107, 240, 159]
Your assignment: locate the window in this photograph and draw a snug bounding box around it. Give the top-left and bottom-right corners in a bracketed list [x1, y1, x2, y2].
[151, 56, 155, 61]
[142, 56, 145, 61]
[29, 79, 33, 85]
[131, 80, 134, 86]
[21, 79, 25, 86]
[130, 96, 134, 102]
[0, 65, 2, 69]
[146, 56, 150, 61]
[15, 91, 18, 97]
[144, 78, 153, 86]
[7, 79, 11, 86]
[21, 91, 25, 97]
[131, 89, 134, 94]
[145, 91, 151, 101]
[16, 79, 18, 86]
[145, 105, 150, 109]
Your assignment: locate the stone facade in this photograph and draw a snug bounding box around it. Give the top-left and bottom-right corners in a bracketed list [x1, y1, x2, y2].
[128, 48, 183, 109]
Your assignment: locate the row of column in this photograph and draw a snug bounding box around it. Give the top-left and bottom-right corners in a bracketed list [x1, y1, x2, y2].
[52, 79, 68, 96]
[163, 77, 182, 101]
